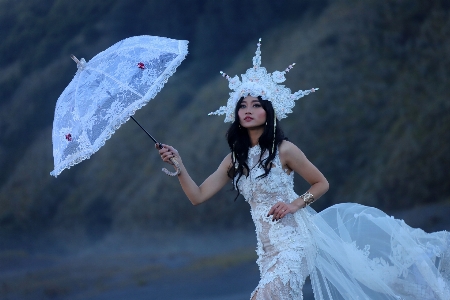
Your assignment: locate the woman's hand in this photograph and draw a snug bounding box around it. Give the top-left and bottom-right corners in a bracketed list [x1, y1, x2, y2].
[155, 143, 181, 165]
[267, 201, 303, 221]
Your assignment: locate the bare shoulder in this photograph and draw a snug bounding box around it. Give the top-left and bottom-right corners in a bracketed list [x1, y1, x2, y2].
[218, 152, 233, 171]
[279, 140, 304, 157]
[222, 152, 232, 163]
[278, 140, 307, 167]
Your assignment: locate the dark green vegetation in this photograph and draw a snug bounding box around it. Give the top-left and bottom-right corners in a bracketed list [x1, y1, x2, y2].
[0, 0, 449, 247]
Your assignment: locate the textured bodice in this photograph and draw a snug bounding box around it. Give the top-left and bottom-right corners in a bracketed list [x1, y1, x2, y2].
[236, 145, 314, 299]
[237, 145, 299, 207]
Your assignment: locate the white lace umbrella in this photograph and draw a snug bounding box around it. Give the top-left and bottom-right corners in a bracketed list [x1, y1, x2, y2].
[50, 35, 188, 177]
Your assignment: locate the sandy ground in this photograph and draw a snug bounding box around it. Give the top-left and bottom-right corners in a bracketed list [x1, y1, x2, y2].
[0, 228, 314, 300]
[1, 202, 449, 300]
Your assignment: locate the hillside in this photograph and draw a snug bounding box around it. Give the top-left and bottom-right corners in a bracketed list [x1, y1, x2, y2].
[0, 0, 449, 247]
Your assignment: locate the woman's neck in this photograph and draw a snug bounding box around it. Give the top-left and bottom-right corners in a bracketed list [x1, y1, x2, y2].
[247, 127, 264, 147]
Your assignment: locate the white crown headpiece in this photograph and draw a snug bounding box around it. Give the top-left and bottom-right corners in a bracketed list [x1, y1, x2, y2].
[209, 38, 318, 123]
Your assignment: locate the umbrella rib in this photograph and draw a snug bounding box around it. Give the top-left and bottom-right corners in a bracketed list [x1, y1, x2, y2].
[85, 66, 144, 97]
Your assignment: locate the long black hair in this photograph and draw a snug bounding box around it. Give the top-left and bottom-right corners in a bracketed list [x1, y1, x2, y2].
[226, 96, 287, 200]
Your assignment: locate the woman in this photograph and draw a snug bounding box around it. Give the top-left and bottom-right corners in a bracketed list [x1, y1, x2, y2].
[157, 39, 450, 300]
[158, 95, 327, 299]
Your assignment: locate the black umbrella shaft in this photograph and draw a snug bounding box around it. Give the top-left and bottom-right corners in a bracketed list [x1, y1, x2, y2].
[130, 116, 162, 149]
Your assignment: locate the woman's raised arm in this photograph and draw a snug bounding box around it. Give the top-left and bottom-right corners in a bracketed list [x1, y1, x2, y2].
[156, 144, 232, 205]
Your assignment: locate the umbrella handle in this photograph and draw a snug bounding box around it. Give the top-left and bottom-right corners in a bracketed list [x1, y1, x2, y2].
[130, 117, 180, 176]
[157, 142, 181, 176]
[162, 158, 181, 176]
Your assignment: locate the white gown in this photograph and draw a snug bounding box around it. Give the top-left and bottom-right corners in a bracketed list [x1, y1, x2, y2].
[237, 145, 450, 300]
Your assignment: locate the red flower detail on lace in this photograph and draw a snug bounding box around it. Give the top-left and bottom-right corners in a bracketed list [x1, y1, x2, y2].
[65, 133, 72, 141]
[137, 62, 145, 69]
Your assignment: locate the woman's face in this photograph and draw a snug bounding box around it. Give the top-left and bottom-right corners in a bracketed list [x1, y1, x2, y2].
[237, 96, 267, 129]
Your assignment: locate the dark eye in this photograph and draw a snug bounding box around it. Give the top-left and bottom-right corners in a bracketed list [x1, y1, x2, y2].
[253, 103, 261, 108]
[239, 104, 246, 109]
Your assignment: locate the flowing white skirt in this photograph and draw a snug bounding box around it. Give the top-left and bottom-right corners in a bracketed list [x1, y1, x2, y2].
[295, 203, 450, 300]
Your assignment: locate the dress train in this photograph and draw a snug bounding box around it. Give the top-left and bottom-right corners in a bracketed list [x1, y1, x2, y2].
[297, 203, 450, 300]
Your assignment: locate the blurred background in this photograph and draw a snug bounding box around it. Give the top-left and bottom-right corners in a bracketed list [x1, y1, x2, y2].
[0, 0, 449, 299]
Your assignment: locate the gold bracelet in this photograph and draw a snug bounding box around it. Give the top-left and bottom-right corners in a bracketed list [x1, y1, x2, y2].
[301, 192, 315, 206]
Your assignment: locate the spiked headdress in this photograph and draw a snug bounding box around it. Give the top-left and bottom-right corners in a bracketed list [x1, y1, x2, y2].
[209, 38, 318, 122]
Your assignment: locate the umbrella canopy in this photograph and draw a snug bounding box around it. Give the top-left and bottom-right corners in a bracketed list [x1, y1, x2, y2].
[50, 35, 188, 177]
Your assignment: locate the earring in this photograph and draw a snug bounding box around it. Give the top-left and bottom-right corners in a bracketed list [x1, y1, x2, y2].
[272, 114, 276, 153]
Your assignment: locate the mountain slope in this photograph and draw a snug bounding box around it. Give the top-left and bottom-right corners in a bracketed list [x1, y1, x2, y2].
[0, 0, 449, 243]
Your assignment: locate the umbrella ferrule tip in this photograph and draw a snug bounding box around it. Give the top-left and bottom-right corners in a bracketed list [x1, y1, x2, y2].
[71, 55, 87, 70]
